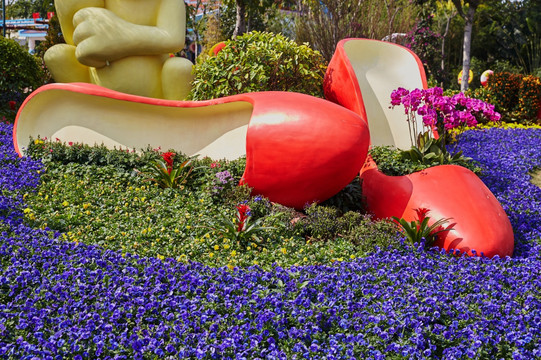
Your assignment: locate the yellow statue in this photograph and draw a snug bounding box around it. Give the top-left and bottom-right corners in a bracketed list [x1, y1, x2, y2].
[44, 0, 193, 100]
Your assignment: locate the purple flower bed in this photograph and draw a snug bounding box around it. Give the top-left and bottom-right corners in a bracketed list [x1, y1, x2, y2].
[1, 123, 541, 359]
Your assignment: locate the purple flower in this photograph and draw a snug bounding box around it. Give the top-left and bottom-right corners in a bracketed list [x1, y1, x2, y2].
[1, 122, 540, 359]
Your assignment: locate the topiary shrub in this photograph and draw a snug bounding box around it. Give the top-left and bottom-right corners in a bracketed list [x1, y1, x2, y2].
[189, 31, 327, 100]
[0, 37, 46, 121]
[484, 72, 541, 123]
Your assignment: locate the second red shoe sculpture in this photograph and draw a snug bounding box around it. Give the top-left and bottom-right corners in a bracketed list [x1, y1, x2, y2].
[324, 38, 514, 257]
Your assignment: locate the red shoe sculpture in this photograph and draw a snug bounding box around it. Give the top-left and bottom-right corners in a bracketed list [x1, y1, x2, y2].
[324, 38, 514, 257]
[14, 83, 369, 210]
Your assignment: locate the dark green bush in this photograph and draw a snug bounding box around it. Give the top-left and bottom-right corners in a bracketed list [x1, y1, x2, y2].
[189, 31, 327, 100]
[0, 37, 46, 121]
[369, 145, 482, 176]
[26, 138, 160, 171]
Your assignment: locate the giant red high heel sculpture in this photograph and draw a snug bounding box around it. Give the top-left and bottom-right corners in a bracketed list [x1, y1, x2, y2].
[13, 83, 369, 210]
[324, 38, 514, 258]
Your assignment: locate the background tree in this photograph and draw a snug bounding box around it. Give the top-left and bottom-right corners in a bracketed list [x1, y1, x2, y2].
[450, 0, 481, 91]
[222, 0, 275, 38]
[186, 0, 221, 58]
[7, 0, 53, 18]
[295, 0, 419, 62]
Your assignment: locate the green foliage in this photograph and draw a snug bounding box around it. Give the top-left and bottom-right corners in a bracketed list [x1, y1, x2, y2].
[189, 31, 327, 100]
[23, 140, 403, 269]
[35, 14, 65, 62]
[392, 208, 455, 248]
[369, 146, 433, 176]
[6, 0, 53, 18]
[135, 154, 195, 189]
[218, 3, 295, 40]
[202, 203, 276, 248]
[26, 138, 161, 171]
[296, 0, 418, 62]
[0, 37, 46, 121]
[400, 131, 474, 169]
[370, 143, 482, 177]
[320, 176, 364, 213]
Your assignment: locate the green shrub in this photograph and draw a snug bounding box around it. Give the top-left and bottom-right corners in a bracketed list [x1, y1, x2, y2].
[0, 37, 46, 121]
[189, 31, 327, 100]
[369, 145, 482, 176]
[369, 145, 432, 176]
[26, 138, 161, 171]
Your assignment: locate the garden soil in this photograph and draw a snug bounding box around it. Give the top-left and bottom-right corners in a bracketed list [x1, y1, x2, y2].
[531, 168, 541, 188]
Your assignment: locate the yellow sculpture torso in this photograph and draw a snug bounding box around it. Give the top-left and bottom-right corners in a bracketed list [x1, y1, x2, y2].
[45, 0, 193, 100]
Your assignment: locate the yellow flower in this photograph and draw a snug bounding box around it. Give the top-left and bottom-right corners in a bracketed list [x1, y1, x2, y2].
[247, 246, 251, 251]
[350, 254, 356, 260]
[209, 252, 214, 258]
[23, 208, 31, 214]
[34, 139, 44, 145]
[281, 248, 287, 254]
[174, 228, 180, 233]
[214, 245, 219, 250]
[62, 201, 69, 207]
[186, 225, 192, 230]
[157, 254, 164, 260]
[224, 244, 230, 250]
[231, 250, 237, 257]
[227, 264, 235, 270]
[83, 203, 90, 209]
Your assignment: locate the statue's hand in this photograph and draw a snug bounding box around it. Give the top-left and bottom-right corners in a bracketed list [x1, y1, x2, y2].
[72, 7, 133, 68]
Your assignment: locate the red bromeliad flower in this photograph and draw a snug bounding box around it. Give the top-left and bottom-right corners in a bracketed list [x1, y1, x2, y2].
[161, 152, 175, 174]
[236, 204, 251, 232]
[414, 207, 454, 241]
[415, 208, 430, 222]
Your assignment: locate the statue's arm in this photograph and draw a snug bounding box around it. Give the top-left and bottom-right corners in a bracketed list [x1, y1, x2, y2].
[55, 0, 105, 45]
[72, 0, 186, 67]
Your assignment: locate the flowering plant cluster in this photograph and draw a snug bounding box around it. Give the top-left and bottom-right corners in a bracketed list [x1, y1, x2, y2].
[136, 151, 194, 189]
[390, 87, 501, 167]
[1, 122, 541, 358]
[485, 72, 541, 123]
[392, 208, 455, 248]
[391, 87, 501, 143]
[403, 16, 445, 85]
[203, 203, 273, 247]
[516, 75, 541, 121]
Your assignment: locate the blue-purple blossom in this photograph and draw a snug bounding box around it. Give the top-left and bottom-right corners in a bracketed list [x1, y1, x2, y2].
[1, 122, 540, 358]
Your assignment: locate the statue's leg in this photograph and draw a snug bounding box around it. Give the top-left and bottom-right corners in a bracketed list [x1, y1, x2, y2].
[161, 57, 194, 100]
[44, 44, 91, 83]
